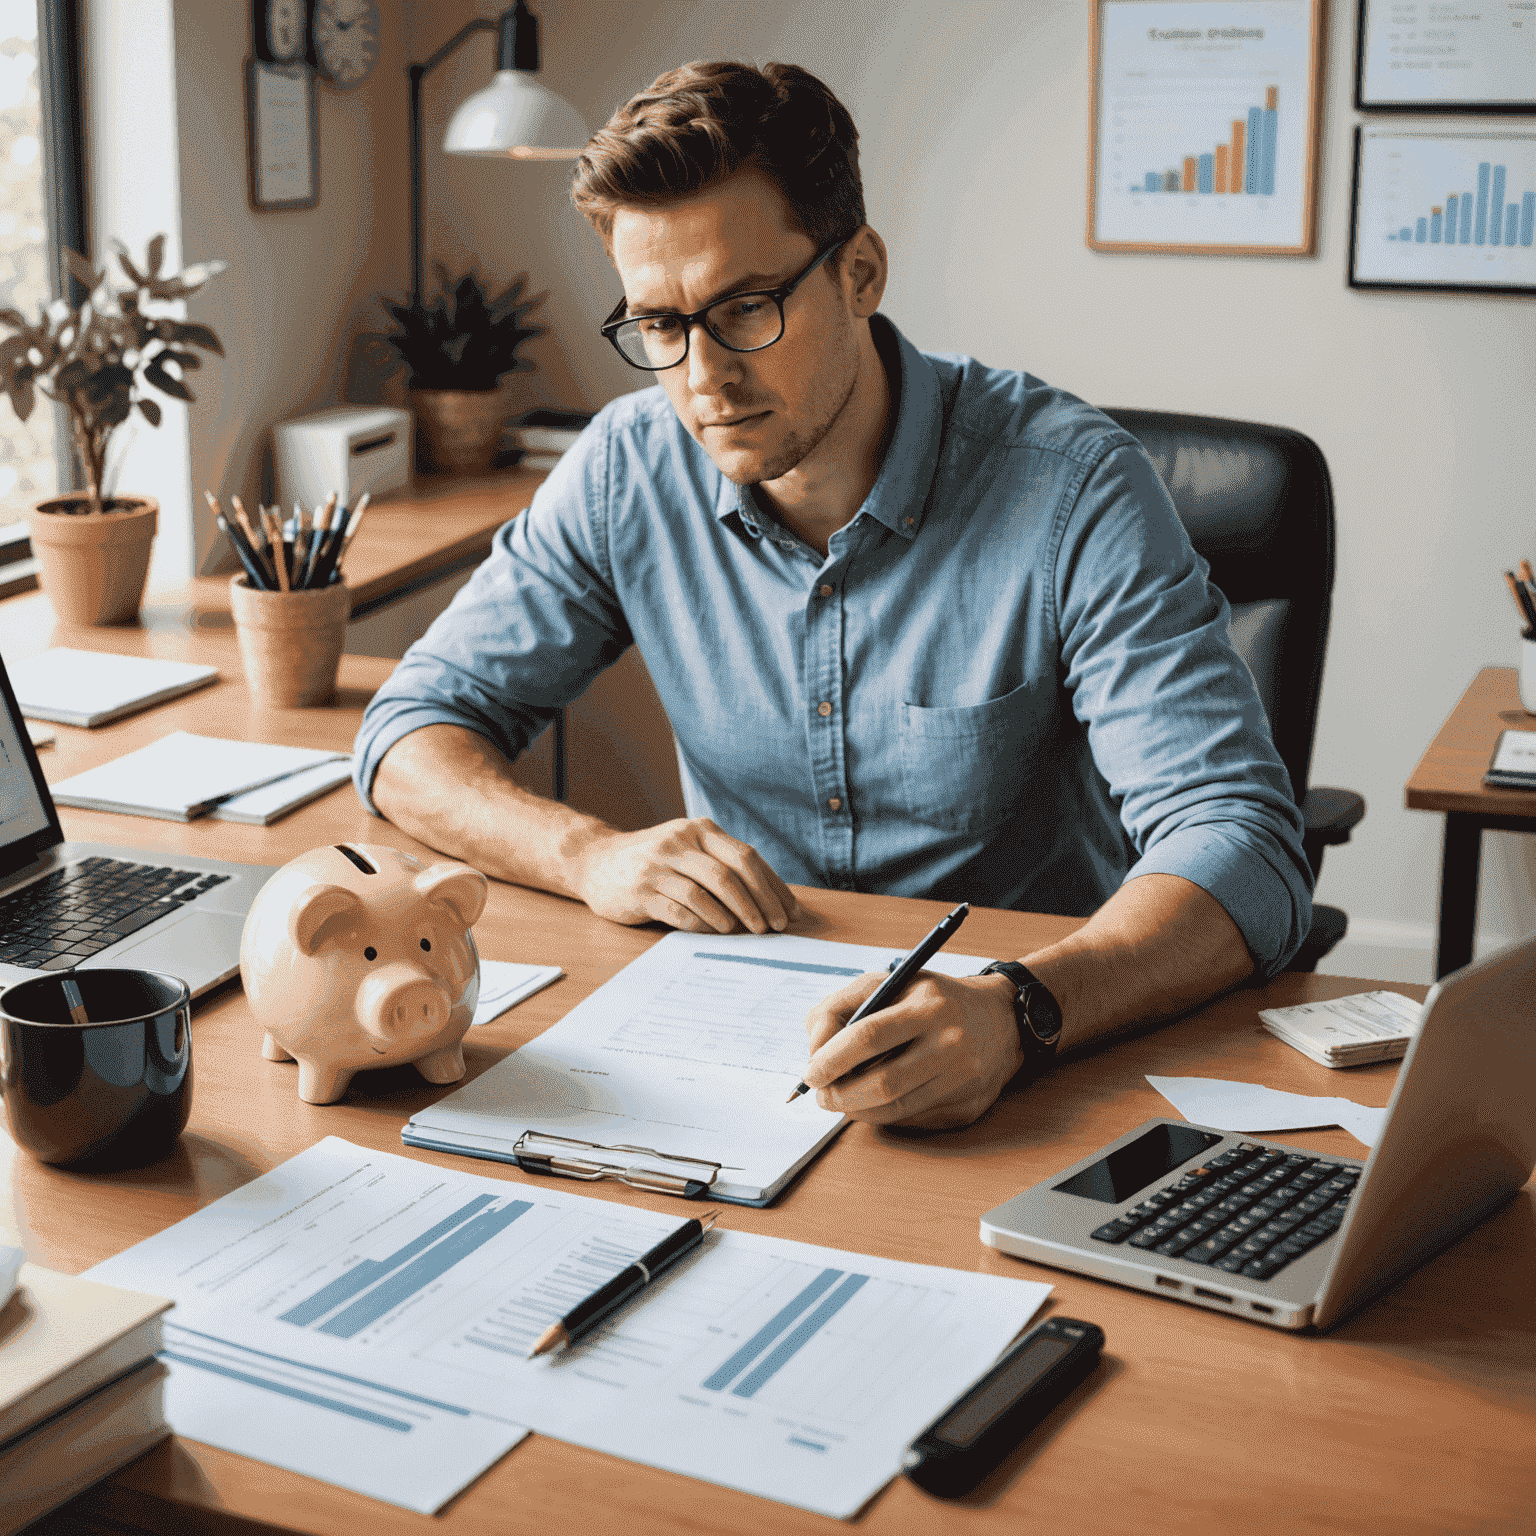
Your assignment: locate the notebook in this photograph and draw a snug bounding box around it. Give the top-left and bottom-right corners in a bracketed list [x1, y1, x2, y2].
[1484, 728, 1536, 788]
[207, 755, 355, 825]
[51, 732, 349, 822]
[6, 648, 218, 727]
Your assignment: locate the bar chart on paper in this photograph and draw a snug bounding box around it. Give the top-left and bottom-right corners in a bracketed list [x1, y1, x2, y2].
[1093, 0, 1317, 250]
[1353, 129, 1536, 289]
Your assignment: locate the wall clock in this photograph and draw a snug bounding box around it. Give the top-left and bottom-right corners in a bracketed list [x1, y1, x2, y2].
[313, 0, 381, 90]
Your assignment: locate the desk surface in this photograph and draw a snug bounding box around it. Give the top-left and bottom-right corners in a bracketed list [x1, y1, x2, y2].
[2, 635, 1532, 1536]
[1405, 666, 1536, 819]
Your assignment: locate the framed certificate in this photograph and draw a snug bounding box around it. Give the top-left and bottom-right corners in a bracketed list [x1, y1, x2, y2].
[246, 59, 320, 212]
[1355, 0, 1536, 113]
[1088, 0, 1325, 255]
[1348, 125, 1536, 293]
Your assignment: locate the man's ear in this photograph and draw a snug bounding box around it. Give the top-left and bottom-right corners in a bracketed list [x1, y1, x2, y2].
[842, 226, 888, 319]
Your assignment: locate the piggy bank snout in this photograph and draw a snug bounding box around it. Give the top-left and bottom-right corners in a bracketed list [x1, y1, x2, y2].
[356, 964, 452, 1044]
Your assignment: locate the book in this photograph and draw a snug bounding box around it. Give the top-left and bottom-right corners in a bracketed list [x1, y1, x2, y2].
[1483, 728, 1536, 788]
[51, 732, 349, 822]
[1259, 989, 1423, 1068]
[0, 1263, 171, 1447]
[0, 1357, 169, 1536]
[7, 648, 218, 728]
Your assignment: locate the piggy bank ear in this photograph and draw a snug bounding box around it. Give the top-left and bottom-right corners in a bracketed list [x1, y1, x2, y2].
[414, 862, 488, 928]
[288, 883, 364, 957]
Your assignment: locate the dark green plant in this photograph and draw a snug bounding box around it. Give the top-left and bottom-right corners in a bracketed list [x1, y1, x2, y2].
[380, 266, 546, 393]
[0, 235, 226, 514]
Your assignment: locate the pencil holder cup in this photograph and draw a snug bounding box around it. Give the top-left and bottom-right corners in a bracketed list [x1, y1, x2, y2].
[1521, 638, 1536, 715]
[230, 574, 350, 707]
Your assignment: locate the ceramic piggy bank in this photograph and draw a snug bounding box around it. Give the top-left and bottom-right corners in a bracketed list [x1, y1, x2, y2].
[240, 843, 488, 1104]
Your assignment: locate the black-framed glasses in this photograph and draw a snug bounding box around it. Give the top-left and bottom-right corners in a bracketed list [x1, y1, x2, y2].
[599, 239, 846, 372]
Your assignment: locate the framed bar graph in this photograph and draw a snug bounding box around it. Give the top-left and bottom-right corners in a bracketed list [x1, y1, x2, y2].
[1088, 0, 1324, 255]
[1349, 126, 1536, 293]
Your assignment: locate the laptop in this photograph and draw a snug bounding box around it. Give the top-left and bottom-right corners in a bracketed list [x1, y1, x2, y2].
[981, 936, 1536, 1331]
[0, 650, 275, 999]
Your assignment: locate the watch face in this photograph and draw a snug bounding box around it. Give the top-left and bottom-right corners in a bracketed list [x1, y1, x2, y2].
[265, 0, 306, 62]
[313, 0, 380, 88]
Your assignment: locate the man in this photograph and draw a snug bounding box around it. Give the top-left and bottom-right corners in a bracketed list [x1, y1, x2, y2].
[356, 61, 1312, 1132]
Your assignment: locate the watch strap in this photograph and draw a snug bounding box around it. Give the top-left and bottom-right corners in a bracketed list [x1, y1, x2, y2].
[981, 960, 1062, 1072]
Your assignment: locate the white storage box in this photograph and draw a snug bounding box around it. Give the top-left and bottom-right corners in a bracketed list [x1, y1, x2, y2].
[272, 405, 411, 511]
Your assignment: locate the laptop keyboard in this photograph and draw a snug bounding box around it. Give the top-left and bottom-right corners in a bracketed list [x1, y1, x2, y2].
[1090, 1141, 1361, 1282]
[0, 856, 230, 971]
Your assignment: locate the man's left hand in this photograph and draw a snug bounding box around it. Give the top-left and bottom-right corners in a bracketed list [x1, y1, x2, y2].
[801, 971, 1024, 1129]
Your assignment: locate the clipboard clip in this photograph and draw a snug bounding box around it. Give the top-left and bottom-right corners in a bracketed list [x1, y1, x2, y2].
[511, 1131, 720, 1199]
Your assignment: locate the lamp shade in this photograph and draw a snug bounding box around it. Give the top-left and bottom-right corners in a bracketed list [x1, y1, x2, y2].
[443, 70, 588, 160]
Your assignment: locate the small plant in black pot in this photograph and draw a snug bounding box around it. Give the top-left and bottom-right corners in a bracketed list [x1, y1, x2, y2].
[379, 266, 546, 475]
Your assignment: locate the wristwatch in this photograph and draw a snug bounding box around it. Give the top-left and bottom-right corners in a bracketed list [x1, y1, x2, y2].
[980, 960, 1062, 1078]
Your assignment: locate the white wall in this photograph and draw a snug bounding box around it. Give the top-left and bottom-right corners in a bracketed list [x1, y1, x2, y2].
[85, 0, 412, 585]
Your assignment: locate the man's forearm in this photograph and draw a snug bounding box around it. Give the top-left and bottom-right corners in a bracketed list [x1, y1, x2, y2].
[371, 724, 609, 898]
[1022, 873, 1254, 1053]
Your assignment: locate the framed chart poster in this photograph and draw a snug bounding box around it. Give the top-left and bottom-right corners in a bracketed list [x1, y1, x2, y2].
[1088, 0, 1324, 255]
[1348, 126, 1536, 293]
[246, 59, 320, 213]
[1356, 0, 1536, 113]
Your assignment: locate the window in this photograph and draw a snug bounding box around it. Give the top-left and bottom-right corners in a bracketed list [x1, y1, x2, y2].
[0, 0, 84, 532]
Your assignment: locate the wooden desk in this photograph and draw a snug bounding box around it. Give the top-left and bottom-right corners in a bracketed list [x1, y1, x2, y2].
[1404, 666, 1536, 978]
[3, 647, 1533, 1536]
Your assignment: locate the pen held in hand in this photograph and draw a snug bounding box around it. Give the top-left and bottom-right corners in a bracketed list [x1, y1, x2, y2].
[528, 1210, 720, 1358]
[786, 902, 971, 1103]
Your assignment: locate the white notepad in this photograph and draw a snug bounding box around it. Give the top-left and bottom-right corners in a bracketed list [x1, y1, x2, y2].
[207, 756, 355, 825]
[7, 648, 218, 727]
[51, 732, 348, 822]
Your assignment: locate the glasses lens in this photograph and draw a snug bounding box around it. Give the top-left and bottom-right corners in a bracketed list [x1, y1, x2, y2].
[705, 294, 784, 353]
[614, 317, 686, 370]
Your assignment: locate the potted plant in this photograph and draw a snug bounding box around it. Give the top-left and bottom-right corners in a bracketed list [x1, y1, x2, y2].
[0, 236, 226, 625]
[379, 266, 545, 476]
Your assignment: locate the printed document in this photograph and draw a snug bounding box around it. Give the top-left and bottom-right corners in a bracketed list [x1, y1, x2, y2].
[88, 1138, 1051, 1519]
[405, 930, 994, 1203]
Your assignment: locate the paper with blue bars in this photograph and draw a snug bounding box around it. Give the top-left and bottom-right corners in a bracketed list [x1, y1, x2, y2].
[87, 1137, 1051, 1518]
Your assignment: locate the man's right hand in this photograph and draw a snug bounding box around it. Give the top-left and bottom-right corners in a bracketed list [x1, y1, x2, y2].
[572, 817, 800, 934]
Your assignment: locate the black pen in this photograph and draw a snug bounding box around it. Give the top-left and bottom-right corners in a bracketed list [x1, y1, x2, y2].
[787, 901, 970, 1103]
[215, 511, 271, 591]
[528, 1211, 720, 1358]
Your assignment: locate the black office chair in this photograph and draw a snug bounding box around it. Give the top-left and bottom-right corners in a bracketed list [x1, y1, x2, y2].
[1101, 409, 1364, 972]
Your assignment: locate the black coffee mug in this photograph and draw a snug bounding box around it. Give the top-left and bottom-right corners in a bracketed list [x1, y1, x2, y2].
[0, 969, 192, 1167]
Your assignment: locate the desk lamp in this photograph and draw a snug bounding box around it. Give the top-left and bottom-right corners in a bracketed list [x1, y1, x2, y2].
[408, 0, 588, 306]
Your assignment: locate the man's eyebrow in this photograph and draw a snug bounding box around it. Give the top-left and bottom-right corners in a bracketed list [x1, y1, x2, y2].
[625, 270, 784, 316]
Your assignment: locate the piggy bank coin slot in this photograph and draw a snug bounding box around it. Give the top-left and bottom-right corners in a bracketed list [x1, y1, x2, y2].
[333, 845, 377, 875]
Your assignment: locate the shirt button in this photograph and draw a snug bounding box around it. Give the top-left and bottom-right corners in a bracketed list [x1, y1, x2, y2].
[828, 797, 842, 811]
[817, 702, 832, 717]
[819, 584, 834, 597]
[905, 518, 915, 527]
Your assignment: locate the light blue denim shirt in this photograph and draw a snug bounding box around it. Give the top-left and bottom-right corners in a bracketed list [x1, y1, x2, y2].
[355, 317, 1312, 976]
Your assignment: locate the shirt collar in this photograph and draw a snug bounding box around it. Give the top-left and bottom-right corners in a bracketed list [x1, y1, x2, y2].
[712, 315, 942, 543]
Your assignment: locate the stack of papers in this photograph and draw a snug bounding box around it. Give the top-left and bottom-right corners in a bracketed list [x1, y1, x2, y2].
[86, 1136, 1052, 1518]
[51, 732, 350, 823]
[1259, 990, 1422, 1068]
[7, 648, 217, 727]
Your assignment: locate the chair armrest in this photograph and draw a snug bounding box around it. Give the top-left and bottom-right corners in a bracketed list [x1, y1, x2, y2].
[1302, 787, 1366, 845]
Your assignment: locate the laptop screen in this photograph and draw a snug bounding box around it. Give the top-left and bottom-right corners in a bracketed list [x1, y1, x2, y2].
[0, 652, 62, 872]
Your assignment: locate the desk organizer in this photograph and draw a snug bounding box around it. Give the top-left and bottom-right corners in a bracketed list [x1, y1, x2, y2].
[230, 574, 350, 707]
[241, 843, 487, 1104]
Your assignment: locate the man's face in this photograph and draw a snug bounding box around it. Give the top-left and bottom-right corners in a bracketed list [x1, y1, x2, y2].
[608, 169, 861, 487]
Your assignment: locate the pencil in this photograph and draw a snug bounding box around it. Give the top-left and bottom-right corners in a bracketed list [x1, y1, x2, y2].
[1505, 570, 1536, 631]
[262, 506, 291, 592]
[230, 494, 275, 588]
[1521, 561, 1535, 588]
[332, 491, 371, 577]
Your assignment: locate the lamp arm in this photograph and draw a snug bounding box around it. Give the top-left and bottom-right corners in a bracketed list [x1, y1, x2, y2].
[407, 16, 499, 308]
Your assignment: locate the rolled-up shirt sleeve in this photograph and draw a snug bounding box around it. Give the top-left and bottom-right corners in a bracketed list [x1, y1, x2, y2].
[1054, 443, 1314, 977]
[352, 427, 628, 814]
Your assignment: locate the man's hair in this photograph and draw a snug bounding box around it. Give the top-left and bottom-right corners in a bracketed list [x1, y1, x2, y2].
[571, 61, 865, 252]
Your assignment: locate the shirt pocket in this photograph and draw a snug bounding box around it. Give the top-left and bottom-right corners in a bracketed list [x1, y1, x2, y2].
[897, 678, 1050, 834]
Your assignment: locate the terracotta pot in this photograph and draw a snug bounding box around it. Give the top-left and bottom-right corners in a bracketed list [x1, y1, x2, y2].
[229, 574, 351, 708]
[409, 385, 510, 475]
[25, 495, 158, 626]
